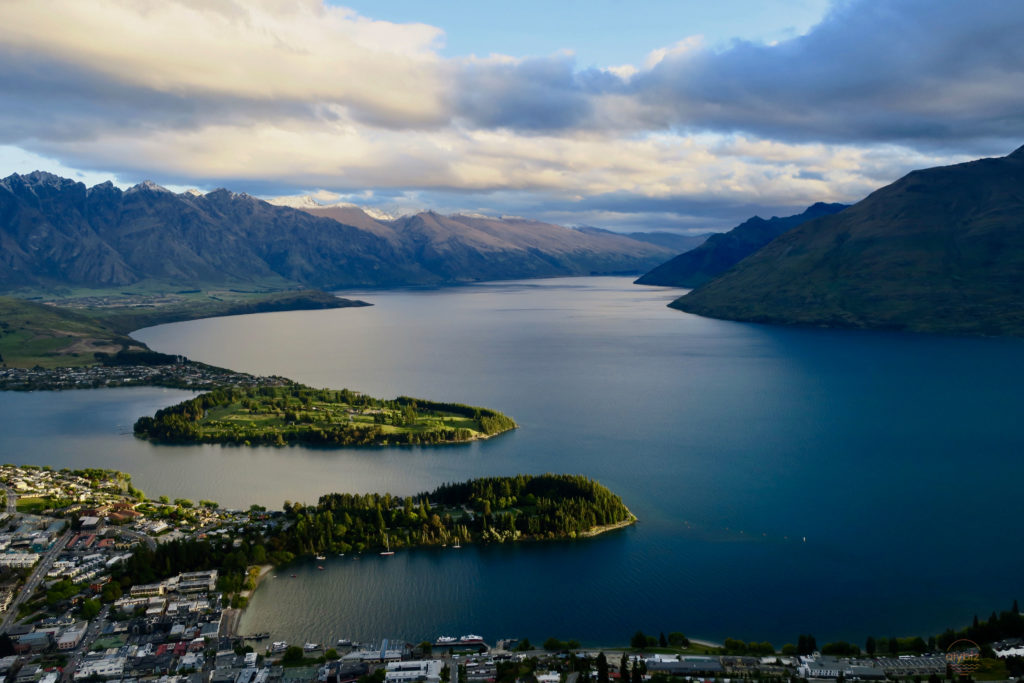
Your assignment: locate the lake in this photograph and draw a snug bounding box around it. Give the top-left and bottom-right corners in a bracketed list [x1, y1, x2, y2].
[2, 276, 1023, 647]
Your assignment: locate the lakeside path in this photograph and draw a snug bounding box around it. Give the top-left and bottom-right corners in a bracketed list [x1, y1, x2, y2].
[224, 564, 274, 638]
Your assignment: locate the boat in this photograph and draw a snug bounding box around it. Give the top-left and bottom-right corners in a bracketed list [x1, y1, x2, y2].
[452, 541, 461, 549]
[317, 565, 324, 570]
[270, 642, 288, 654]
[303, 642, 320, 652]
[380, 533, 395, 556]
[459, 635, 484, 644]
[436, 636, 458, 645]
[315, 555, 326, 561]
[337, 639, 352, 647]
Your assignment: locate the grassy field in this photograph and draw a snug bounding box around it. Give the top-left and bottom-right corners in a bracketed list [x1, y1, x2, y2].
[0, 289, 365, 369]
[135, 386, 517, 446]
[14, 496, 53, 514]
[0, 297, 140, 369]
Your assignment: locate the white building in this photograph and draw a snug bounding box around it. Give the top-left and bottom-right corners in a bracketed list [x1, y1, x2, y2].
[385, 660, 443, 683]
[73, 657, 125, 680]
[0, 553, 39, 568]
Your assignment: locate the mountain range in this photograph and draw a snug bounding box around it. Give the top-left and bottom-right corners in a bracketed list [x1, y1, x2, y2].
[0, 172, 679, 291]
[635, 202, 848, 288]
[671, 145, 1024, 336]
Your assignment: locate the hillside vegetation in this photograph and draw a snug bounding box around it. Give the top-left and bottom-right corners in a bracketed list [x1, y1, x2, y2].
[133, 385, 518, 446]
[672, 146, 1024, 336]
[636, 203, 847, 288]
[0, 290, 363, 368]
[0, 296, 141, 368]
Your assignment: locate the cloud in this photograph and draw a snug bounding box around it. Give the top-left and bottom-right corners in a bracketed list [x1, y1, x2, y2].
[0, 0, 449, 132]
[628, 0, 1024, 146]
[0, 0, 1019, 231]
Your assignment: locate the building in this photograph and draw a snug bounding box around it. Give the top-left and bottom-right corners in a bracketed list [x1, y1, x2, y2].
[130, 582, 166, 598]
[74, 657, 126, 680]
[0, 553, 40, 568]
[57, 626, 87, 650]
[176, 570, 218, 593]
[384, 661, 443, 683]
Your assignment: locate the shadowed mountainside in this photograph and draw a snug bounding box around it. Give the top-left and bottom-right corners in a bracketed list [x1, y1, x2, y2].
[671, 146, 1024, 336]
[0, 172, 676, 291]
[635, 202, 848, 288]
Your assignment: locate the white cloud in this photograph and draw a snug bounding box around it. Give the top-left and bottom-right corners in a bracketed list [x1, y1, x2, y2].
[0, 0, 449, 127]
[0, 0, 1019, 230]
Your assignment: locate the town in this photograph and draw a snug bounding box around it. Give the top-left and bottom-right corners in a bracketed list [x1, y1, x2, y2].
[0, 364, 290, 392]
[0, 466, 1021, 683]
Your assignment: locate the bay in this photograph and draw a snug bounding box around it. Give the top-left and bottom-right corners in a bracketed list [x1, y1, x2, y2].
[2, 276, 1023, 647]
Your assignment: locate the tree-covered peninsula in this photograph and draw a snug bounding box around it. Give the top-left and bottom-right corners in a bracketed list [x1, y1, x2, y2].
[133, 385, 517, 446]
[280, 474, 636, 556]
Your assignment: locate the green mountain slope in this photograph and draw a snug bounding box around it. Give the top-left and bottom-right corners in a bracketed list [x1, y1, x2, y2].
[671, 146, 1024, 336]
[635, 202, 847, 287]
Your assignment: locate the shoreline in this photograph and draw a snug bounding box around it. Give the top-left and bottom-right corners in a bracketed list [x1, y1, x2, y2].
[578, 511, 637, 538]
[226, 564, 274, 638]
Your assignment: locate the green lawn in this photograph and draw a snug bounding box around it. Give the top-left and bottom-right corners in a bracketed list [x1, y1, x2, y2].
[135, 386, 518, 446]
[15, 496, 53, 514]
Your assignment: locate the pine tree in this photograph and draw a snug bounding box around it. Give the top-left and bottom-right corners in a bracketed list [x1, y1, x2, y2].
[597, 653, 609, 683]
[631, 662, 642, 683]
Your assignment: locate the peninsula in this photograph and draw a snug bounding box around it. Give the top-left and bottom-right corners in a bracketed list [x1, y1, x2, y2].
[133, 385, 518, 446]
[272, 474, 637, 557]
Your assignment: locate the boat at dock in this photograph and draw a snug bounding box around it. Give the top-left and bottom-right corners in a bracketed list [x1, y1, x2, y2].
[270, 641, 288, 654]
[380, 533, 395, 556]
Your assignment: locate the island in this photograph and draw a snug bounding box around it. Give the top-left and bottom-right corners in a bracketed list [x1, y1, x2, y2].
[133, 385, 518, 446]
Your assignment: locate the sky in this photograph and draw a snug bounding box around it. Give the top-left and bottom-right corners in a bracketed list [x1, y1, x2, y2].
[1, 0, 1022, 233]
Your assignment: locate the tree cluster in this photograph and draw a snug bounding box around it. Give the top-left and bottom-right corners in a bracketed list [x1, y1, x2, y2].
[279, 474, 633, 555]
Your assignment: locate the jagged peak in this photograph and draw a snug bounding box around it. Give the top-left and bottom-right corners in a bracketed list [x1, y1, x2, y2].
[267, 194, 322, 209]
[127, 179, 173, 194]
[184, 189, 203, 197]
[86, 180, 120, 198]
[3, 170, 73, 187]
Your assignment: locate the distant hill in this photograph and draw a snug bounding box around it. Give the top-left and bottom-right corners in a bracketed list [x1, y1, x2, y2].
[635, 202, 848, 287]
[0, 296, 139, 368]
[0, 172, 675, 292]
[671, 146, 1024, 336]
[574, 226, 712, 254]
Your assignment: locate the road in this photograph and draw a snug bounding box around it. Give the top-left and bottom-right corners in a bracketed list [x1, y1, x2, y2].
[0, 529, 72, 632]
[118, 528, 158, 552]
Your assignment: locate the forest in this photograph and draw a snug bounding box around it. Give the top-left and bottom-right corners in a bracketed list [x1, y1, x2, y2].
[132, 385, 517, 446]
[105, 474, 634, 608]
[283, 474, 636, 554]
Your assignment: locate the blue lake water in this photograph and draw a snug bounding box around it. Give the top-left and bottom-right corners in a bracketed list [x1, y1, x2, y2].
[2, 276, 1022, 647]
